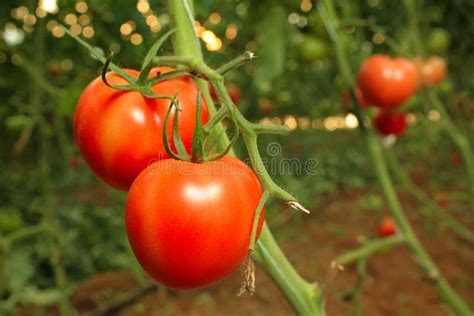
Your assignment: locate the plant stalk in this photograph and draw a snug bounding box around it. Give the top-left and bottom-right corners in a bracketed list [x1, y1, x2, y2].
[385, 149, 474, 244]
[319, 0, 473, 314]
[402, 0, 474, 212]
[167, 1, 324, 314]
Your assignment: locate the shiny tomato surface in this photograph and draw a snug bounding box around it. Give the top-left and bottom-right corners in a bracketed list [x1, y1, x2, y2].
[74, 67, 208, 191]
[357, 55, 417, 109]
[125, 157, 265, 290]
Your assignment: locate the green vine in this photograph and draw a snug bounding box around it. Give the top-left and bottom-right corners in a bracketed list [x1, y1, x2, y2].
[319, 0, 473, 314]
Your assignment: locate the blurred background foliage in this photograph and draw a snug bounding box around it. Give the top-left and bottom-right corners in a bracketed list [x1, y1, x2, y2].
[0, 0, 473, 313]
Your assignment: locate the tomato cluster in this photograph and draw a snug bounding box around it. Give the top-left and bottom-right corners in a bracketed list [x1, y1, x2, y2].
[352, 54, 446, 137]
[74, 70, 264, 290]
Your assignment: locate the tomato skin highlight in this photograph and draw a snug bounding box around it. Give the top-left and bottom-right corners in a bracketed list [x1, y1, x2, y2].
[357, 55, 418, 109]
[74, 68, 209, 191]
[125, 157, 265, 290]
[373, 111, 408, 136]
[378, 216, 396, 238]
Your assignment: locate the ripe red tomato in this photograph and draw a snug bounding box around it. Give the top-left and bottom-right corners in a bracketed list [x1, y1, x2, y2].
[357, 55, 418, 109]
[125, 157, 265, 290]
[373, 111, 408, 136]
[74, 67, 209, 191]
[341, 86, 369, 109]
[413, 56, 446, 86]
[378, 216, 396, 238]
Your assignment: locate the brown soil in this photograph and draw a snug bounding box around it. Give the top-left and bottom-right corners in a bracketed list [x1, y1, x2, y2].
[70, 191, 474, 316]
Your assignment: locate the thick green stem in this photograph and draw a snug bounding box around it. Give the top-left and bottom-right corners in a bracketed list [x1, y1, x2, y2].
[167, 1, 323, 314]
[320, 0, 473, 314]
[253, 224, 324, 316]
[385, 149, 474, 244]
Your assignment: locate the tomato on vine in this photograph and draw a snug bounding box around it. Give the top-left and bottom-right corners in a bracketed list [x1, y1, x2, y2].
[378, 216, 396, 238]
[413, 56, 446, 86]
[298, 36, 328, 62]
[74, 67, 209, 191]
[425, 28, 451, 55]
[125, 157, 265, 290]
[357, 55, 417, 109]
[373, 111, 408, 136]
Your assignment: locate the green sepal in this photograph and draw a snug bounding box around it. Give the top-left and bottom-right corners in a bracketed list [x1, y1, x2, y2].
[171, 98, 191, 159]
[137, 29, 176, 84]
[162, 101, 185, 161]
[191, 91, 205, 162]
[62, 25, 135, 82]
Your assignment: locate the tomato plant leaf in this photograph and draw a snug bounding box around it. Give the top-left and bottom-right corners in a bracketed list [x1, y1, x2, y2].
[62, 26, 135, 83]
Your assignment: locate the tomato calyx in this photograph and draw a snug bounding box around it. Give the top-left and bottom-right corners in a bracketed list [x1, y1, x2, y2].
[162, 91, 238, 163]
[100, 53, 195, 102]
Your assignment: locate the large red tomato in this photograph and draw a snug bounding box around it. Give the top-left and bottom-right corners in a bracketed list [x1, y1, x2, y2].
[125, 157, 265, 290]
[357, 55, 418, 109]
[373, 111, 408, 136]
[74, 67, 209, 191]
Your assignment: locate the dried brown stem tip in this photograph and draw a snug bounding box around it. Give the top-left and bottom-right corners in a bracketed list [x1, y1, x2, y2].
[237, 255, 256, 296]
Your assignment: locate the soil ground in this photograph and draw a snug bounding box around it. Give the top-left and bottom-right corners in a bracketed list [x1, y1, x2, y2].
[70, 190, 474, 316]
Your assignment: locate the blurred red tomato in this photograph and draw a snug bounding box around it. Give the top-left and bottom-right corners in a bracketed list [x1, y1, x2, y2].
[373, 111, 408, 136]
[357, 55, 417, 109]
[413, 56, 446, 86]
[379, 216, 396, 238]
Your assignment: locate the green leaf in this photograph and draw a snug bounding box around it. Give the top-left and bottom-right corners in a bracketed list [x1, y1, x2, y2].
[62, 26, 135, 82]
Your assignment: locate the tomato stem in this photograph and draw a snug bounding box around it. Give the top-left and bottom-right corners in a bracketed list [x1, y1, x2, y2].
[167, 1, 323, 315]
[320, 0, 474, 314]
[402, 0, 474, 213]
[385, 148, 474, 244]
[336, 235, 406, 266]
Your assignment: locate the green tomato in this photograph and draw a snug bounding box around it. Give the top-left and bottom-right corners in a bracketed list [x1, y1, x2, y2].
[5, 115, 32, 134]
[0, 212, 23, 235]
[309, 13, 327, 38]
[298, 36, 328, 62]
[425, 28, 451, 54]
